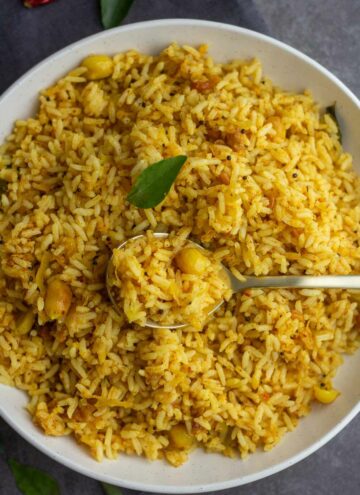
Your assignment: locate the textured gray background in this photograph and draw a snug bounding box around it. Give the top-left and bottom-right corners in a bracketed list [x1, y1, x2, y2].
[254, 0, 360, 97]
[0, 0, 359, 494]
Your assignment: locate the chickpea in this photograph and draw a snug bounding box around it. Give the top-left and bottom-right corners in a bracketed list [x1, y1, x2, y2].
[175, 247, 210, 275]
[81, 55, 113, 80]
[169, 424, 194, 450]
[314, 385, 339, 404]
[44, 279, 72, 321]
[16, 309, 35, 335]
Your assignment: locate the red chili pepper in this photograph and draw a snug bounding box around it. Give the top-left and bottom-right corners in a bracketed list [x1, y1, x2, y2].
[24, 0, 55, 7]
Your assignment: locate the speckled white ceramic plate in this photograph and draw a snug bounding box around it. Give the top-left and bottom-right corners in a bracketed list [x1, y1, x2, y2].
[0, 19, 359, 494]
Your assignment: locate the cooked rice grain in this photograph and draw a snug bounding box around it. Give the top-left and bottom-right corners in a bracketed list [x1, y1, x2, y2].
[109, 230, 231, 328]
[0, 44, 359, 466]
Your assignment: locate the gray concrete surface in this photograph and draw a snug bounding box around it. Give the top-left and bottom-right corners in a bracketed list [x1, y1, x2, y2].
[254, 0, 360, 96]
[1, 1, 359, 494]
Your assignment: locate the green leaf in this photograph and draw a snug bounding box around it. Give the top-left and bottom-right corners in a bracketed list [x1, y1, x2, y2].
[101, 482, 124, 495]
[127, 155, 187, 209]
[325, 103, 342, 144]
[8, 459, 60, 495]
[100, 0, 135, 29]
[0, 178, 8, 194]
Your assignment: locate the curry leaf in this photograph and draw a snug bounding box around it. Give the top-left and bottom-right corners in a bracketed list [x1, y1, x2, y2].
[100, 0, 135, 29]
[101, 482, 124, 495]
[127, 155, 187, 209]
[8, 459, 60, 495]
[325, 103, 342, 144]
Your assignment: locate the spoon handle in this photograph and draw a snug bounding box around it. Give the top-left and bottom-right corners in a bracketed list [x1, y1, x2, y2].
[232, 275, 360, 292]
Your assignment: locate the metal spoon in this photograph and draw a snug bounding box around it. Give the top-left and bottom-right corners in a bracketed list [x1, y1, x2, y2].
[106, 232, 360, 329]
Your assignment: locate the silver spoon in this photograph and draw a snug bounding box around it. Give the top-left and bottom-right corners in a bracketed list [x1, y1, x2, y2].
[107, 232, 360, 329]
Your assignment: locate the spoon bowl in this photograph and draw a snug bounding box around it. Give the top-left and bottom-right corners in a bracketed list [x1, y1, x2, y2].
[106, 232, 225, 329]
[107, 233, 191, 329]
[107, 232, 360, 329]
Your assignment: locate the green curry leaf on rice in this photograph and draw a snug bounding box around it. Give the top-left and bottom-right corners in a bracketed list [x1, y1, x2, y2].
[325, 103, 342, 144]
[100, 0, 135, 29]
[8, 459, 60, 495]
[127, 155, 187, 209]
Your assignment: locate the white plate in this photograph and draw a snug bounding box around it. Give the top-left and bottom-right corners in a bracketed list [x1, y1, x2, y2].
[0, 19, 359, 494]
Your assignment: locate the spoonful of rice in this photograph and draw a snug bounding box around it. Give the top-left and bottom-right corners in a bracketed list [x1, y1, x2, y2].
[106, 231, 360, 330]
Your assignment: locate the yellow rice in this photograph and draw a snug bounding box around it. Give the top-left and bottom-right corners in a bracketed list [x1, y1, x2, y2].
[109, 229, 231, 329]
[0, 43, 359, 467]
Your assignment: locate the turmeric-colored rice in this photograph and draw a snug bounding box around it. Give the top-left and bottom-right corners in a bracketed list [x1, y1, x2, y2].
[0, 44, 359, 467]
[108, 229, 231, 329]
